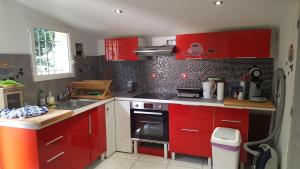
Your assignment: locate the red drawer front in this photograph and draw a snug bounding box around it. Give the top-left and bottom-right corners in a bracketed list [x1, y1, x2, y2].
[170, 128, 212, 157]
[38, 134, 67, 162]
[171, 118, 213, 132]
[39, 151, 68, 169]
[169, 104, 214, 120]
[214, 108, 249, 134]
[214, 119, 248, 134]
[169, 104, 214, 131]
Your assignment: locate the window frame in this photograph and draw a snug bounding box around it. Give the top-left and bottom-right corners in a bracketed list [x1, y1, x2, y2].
[29, 22, 75, 82]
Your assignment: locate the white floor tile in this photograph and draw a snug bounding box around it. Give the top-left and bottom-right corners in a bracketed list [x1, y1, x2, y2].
[131, 161, 168, 169]
[167, 165, 197, 169]
[93, 157, 136, 169]
[169, 155, 203, 169]
[139, 154, 170, 164]
[110, 152, 140, 160]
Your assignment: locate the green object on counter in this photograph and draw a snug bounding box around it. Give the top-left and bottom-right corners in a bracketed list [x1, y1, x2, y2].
[87, 91, 102, 95]
[0, 80, 22, 86]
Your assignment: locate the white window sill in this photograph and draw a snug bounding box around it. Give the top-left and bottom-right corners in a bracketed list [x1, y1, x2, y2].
[33, 73, 75, 82]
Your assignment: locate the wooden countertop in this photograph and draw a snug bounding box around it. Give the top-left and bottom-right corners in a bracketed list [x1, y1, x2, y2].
[224, 98, 276, 111]
[0, 109, 73, 129]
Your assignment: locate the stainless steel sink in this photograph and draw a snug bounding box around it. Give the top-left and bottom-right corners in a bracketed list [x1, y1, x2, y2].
[56, 99, 98, 110]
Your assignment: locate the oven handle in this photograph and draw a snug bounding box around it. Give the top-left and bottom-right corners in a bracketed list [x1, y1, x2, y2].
[134, 111, 162, 116]
[140, 121, 161, 124]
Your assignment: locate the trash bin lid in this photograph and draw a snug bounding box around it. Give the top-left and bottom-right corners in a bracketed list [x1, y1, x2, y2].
[211, 127, 241, 147]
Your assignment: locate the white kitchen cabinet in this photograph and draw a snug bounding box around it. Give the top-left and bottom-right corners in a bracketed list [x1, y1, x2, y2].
[105, 101, 117, 157]
[114, 100, 132, 153]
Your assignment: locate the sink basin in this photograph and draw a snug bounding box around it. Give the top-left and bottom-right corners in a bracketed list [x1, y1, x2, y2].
[56, 99, 98, 110]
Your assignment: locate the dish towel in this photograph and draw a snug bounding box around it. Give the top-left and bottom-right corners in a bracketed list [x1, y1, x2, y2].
[0, 105, 48, 119]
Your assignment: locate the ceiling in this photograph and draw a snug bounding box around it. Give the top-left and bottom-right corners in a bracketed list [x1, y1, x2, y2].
[18, 0, 296, 38]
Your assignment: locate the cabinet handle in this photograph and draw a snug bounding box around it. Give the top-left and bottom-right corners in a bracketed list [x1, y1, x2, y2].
[181, 129, 199, 132]
[45, 136, 64, 146]
[88, 115, 92, 135]
[221, 120, 242, 124]
[46, 152, 64, 163]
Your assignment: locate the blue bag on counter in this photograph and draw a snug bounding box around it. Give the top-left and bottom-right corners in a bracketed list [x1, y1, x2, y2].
[0, 105, 48, 119]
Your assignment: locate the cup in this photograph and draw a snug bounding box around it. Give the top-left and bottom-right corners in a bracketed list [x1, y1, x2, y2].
[203, 82, 212, 99]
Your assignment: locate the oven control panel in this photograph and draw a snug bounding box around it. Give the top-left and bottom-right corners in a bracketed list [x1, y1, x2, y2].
[130, 101, 168, 111]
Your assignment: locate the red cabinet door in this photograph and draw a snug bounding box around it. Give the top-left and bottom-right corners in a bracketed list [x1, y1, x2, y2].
[90, 106, 107, 162]
[66, 113, 91, 169]
[170, 128, 212, 157]
[105, 39, 118, 60]
[214, 107, 249, 163]
[105, 37, 139, 61]
[176, 29, 271, 59]
[169, 104, 214, 158]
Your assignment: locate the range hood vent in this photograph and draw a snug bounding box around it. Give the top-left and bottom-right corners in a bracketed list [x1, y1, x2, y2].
[134, 45, 176, 56]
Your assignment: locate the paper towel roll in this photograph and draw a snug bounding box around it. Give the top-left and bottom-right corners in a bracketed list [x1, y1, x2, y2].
[217, 82, 224, 101]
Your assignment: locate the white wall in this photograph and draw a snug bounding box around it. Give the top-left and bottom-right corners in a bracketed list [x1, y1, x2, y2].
[0, 0, 99, 56]
[276, 3, 299, 169]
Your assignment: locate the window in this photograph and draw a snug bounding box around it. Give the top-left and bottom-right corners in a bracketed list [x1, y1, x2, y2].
[30, 24, 74, 81]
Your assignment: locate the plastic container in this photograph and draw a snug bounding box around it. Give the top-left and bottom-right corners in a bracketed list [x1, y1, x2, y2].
[211, 127, 241, 169]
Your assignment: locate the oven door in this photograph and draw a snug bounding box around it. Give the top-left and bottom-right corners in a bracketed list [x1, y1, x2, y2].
[131, 109, 168, 142]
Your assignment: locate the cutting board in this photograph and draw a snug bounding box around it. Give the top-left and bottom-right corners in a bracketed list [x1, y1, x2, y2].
[224, 98, 276, 111]
[0, 109, 73, 129]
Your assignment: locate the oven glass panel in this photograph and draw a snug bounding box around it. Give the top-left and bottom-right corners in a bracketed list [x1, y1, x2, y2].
[7, 93, 22, 109]
[131, 110, 168, 141]
[144, 103, 153, 109]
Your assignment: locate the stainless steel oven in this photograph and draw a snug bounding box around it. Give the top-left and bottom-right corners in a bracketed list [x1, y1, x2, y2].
[130, 101, 169, 142]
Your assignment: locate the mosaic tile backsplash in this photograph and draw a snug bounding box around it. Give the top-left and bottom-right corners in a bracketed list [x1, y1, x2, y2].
[99, 56, 274, 98]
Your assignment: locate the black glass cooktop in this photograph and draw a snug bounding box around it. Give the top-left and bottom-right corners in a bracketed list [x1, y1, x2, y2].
[133, 93, 176, 100]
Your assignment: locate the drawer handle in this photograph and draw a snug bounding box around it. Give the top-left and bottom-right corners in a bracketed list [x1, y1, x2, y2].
[221, 120, 242, 124]
[45, 136, 64, 146]
[46, 152, 64, 163]
[181, 129, 199, 132]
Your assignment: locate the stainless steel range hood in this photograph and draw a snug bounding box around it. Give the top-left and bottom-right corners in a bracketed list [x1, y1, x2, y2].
[134, 45, 176, 56]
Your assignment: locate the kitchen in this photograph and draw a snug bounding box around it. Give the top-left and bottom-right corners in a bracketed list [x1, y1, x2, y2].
[0, 0, 299, 169]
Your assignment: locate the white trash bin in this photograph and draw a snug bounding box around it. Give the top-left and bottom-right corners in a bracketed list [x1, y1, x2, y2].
[211, 127, 241, 169]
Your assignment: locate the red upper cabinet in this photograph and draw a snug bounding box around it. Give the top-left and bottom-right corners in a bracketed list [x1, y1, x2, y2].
[90, 105, 107, 162]
[105, 37, 140, 61]
[176, 29, 272, 59]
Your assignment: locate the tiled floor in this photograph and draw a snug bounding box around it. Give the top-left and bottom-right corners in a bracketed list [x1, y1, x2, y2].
[87, 152, 211, 169]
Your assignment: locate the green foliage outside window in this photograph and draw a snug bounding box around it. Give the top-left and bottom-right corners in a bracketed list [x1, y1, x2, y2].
[33, 28, 56, 72]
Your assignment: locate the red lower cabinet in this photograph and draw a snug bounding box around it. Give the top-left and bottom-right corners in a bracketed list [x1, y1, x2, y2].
[169, 105, 250, 164]
[90, 106, 107, 162]
[214, 107, 249, 163]
[0, 106, 107, 169]
[169, 104, 214, 158]
[66, 113, 91, 169]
